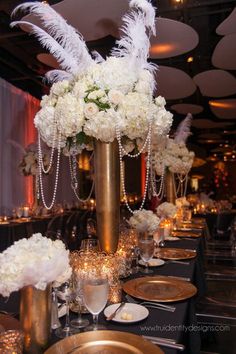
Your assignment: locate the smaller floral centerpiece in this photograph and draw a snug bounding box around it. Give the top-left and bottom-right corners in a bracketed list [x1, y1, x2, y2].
[128, 209, 160, 234]
[19, 145, 50, 176]
[0, 233, 72, 297]
[152, 114, 195, 176]
[156, 202, 177, 220]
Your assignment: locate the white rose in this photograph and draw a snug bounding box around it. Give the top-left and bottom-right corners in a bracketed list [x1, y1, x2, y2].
[108, 90, 124, 105]
[84, 102, 99, 118]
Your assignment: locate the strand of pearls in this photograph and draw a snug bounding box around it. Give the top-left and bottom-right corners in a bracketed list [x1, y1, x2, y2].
[116, 121, 153, 214]
[37, 116, 57, 174]
[150, 163, 165, 199]
[38, 129, 62, 210]
[69, 154, 94, 202]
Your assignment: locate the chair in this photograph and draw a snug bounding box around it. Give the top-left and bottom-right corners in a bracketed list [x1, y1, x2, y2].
[64, 211, 84, 250]
[45, 214, 69, 244]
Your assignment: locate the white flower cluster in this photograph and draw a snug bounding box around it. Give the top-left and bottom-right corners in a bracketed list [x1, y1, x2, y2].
[156, 202, 177, 219]
[128, 209, 160, 233]
[0, 233, 72, 297]
[175, 197, 190, 208]
[35, 57, 173, 150]
[19, 150, 50, 176]
[153, 138, 195, 175]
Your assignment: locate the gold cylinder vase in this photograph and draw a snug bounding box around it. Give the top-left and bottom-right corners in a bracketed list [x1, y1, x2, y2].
[166, 170, 176, 204]
[20, 285, 51, 353]
[94, 139, 120, 253]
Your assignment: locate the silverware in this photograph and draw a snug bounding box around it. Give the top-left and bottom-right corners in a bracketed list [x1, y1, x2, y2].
[125, 295, 176, 312]
[143, 335, 176, 344]
[166, 260, 190, 265]
[143, 335, 185, 351]
[167, 276, 191, 282]
[106, 302, 125, 321]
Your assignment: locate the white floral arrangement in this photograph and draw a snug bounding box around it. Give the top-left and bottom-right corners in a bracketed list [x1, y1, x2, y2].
[175, 197, 190, 208]
[128, 209, 160, 233]
[19, 148, 50, 176]
[153, 138, 195, 175]
[12, 1, 173, 153]
[152, 114, 194, 176]
[156, 202, 177, 219]
[0, 233, 72, 297]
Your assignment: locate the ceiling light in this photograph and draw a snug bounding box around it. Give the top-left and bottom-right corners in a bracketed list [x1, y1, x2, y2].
[150, 44, 177, 55]
[187, 56, 194, 63]
[209, 100, 236, 109]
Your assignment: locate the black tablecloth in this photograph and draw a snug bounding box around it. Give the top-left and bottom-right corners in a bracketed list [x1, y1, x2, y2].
[0, 235, 206, 354]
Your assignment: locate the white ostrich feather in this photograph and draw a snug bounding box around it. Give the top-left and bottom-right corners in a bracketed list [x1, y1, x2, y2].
[174, 113, 193, 144]
[111, 0, 156, 72]
[129, 0, 156, 35]
[11, 21, 80, 75]
[12, 2, 93, 74]
[92, 51, 105, 63]
[45, 70, 73, 83]
[7, 139, 26, 155]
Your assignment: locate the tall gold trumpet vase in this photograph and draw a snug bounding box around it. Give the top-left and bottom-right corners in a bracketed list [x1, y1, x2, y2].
[94, 140, 120, 253]
[20, 285, 51, 353]
[166, 170, 176, 204]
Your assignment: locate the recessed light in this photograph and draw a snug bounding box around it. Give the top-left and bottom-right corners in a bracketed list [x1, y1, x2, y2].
[187, 56, 194, 63]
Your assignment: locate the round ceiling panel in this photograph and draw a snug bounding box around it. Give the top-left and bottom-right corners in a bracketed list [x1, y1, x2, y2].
[155, 66, 196, 100]
[149, 18, 199, 59]
[171, 103, 203, 115]
[212, 33, 236, 70]
[193, 70, 236, 97]
[216, 8, 236, 35]
[209, 99, 236, 119]
[192, 119, 234, 129]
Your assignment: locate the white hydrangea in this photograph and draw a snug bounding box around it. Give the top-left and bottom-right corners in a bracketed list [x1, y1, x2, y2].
[129, 209, 160, 233]
[156, 202, 177, 219]
[34, 106, 66, 147]
[55, 93, 85, 137]
[84, 109, 119, 142]
[91, 57, 138, 93]
[118, 92, 153, 140]
[0, 233, 72, 297]
[152, 138, 194, 175]
[50, 80, 70, 97]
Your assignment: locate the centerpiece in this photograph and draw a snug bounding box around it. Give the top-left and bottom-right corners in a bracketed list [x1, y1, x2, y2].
[11, 0, 173, 252]
[152, 114, 195, 203]
[0, 233, 72, 352]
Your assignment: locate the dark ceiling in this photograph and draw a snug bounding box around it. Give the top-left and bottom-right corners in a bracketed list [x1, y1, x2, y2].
[0, 0, 236, 159]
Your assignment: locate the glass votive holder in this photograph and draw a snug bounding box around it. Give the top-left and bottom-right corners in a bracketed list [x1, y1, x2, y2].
[0, 330, 24, 354]
[108, 281, 122, 304]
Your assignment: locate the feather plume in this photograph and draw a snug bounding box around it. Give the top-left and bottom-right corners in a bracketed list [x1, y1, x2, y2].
[45, 70, 73, 83]
[7, 139, 26, 155]
[11, 21, 80, 75]
[129, 0, 156, 35]
[91, 51, 105, 63]
[174, 113, 193, 144]
[111, 0, 156, 72]
[12, 2, 93, 74]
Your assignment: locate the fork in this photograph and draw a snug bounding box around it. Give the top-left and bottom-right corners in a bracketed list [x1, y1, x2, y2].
[125, 294, 176, 312]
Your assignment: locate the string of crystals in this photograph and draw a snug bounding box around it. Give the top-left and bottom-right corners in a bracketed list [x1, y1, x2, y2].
[37, 129, 62, 210]
[173, 173, 189, 199]
[116, 120, 153, 214]
[69, 153, 95, 203]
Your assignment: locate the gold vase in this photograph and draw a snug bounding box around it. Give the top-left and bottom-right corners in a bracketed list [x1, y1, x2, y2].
[166, 170, 176, 204]
[20, 285, 51, 353]
[94, 139, 120, 253]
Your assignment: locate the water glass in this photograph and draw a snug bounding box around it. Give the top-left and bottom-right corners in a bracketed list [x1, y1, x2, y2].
[83, 273, 108, 331]
[138, 237, 155, 274]
[70, 276, 89, 329]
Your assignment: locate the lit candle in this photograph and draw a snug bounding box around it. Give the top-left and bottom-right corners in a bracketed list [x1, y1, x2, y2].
[23, 207, 29, 218]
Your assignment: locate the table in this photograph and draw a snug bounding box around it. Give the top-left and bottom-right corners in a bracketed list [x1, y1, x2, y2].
[0, 234, 205, 354]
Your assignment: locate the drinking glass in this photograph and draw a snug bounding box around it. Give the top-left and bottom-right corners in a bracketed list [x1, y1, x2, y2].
[55, 282, 77, 338]
[138, 237, 155, 274]
[80, 238, 100, 252]
[70, 276, 89, 329]
[83, 273, 108, 331]
[16, 207, 23, 218]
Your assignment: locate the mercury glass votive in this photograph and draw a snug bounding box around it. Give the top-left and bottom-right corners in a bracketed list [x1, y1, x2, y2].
[0, 330, 24, 354]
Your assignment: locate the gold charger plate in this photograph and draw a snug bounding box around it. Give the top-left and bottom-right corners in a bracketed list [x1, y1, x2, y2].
[123, 276, 197, 303]
[45, 330, 163, 354]
[155, 247, 197, 260]
[172, 231, 201, 238]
